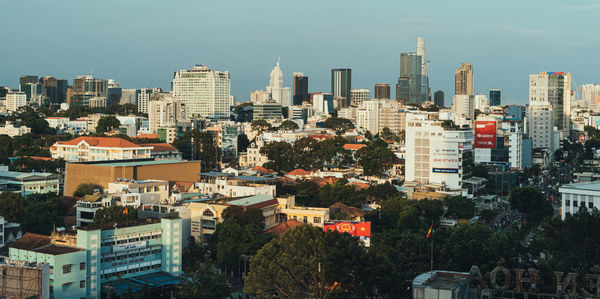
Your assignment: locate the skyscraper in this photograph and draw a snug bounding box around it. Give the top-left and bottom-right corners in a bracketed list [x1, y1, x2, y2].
[455, 63, 473, 95]
[396, 52, 422, 105]
[19, 75, 38, 91]
[266, 58, 291, 107]
[374, 83, 390, 99]
[529, 71, 571, 135]
[331, 69, 351, 107]
[350, 89, 370, 106]
[293, 73, 308, 105]
[416, 37, 430, 102]
[71, 75, 108, 106]
[172, 65, 231, 119]
[433, 90, 445, 107]
[489, 89, 501, 106]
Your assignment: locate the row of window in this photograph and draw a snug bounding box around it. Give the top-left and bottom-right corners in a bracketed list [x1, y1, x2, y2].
[565, 200, 594, 209]
[101, 233, 161, 247]
[101, 263, 161, 280]
[50, 262, 85, 275]
[291, 216, 321, 224]
[101, 248, 162, 263]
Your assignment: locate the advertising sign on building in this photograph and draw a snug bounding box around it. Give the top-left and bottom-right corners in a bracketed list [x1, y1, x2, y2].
[113, 241, 146, 252]
[324, 221, 371, 247]
[475, 121, 497, 148]
[431, 142, 459, 174]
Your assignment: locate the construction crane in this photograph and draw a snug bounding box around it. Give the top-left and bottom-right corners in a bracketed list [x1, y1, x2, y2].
[569, 72, 582, 106]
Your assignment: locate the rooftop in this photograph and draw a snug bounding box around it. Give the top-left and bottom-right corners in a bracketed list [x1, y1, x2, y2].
[9, 233, 85, 255]
[141, 143, 179, 152]
[266, 220, 303, 236]
[413, 270, 470, 290]
[55, 136, 147, 148]
[560, 182, 600, 192]
[78, 159, 188, 167]
[227, 194, 275, 207]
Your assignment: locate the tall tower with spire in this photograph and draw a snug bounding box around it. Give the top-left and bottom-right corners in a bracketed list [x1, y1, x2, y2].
[416, 37, 430, 102]
[266, 57, 291, 107]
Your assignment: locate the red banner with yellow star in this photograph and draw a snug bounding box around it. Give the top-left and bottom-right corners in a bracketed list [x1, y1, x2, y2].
[324, 221, 371, 237]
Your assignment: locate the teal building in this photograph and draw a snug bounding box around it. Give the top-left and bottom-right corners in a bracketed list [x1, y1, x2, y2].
[9, 217, 182, 298]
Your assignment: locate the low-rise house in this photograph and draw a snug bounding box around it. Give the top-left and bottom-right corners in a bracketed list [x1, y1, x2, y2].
[141, 143, 182, 160]
[0, 122, 31, 137]
[0, 166, 59, 196]
[195, 171, 277, 198]
[50, 137, 152, 162]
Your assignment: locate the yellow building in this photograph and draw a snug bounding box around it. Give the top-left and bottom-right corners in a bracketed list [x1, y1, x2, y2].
[64, 159, 201, 196]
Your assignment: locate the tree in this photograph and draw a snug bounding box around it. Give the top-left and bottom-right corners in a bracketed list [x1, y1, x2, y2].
[445, 196, 476, 219]
[278, 120, 299, 132]
[73, 183, 104, 197]
[261, 141, 295, 172]
[173, 130, 221, 170]
[22, 193, 64, 235]
[177, 260, 230, 299]
[244, 225, 372, 298]
[365, 182, 399, 204]
[237, 134, 250, 153]
[251, 120, 272, 135]
[323, 117, 354, 135]
[379, 127, 398, 142]
[509, 186, 553, 225]
[96, 115, 121, 133]
[311, 138, 352, 169]
[355, 140, 397, 176]
[92, 205, 138, 226]
[318, 179, 364, 207]
[11, 106, 55, 135]
[0, 192, 25, 222]
[293, 137, 319, 170]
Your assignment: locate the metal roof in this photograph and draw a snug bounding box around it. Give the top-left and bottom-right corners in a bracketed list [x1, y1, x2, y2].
[227, 194, 274, 207]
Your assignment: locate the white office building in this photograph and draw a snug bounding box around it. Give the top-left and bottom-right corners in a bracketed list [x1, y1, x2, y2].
[528, 101, 555, 152]
[474, 94, 488, 112]
[350, 89, 370, 107]
[6, 92, 26, 112]
[451, 95, 475, 128]
[356, 99, 405, 135]
[172, 65, 231, 119]
[405, 112, 473, 189]
[148, 95, 188, 134]
[137, 88, 160, 114]
[559, 182, 600, 220]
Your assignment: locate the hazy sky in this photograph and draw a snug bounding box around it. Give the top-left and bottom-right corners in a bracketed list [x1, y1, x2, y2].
[2, 0, 600, 105]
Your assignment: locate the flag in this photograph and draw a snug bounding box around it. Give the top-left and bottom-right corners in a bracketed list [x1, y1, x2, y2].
[122, 207, 128, 215]
[426, 222, 433, 239]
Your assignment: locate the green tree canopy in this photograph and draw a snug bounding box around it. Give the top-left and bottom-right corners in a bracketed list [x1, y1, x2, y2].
[509, 186, 553, 225]
[323, 117, 354, 135]
[73, 183, 104, 197]
[92, 205, 138, 227]
[278, 120, 299, 132]
[244, 225, 372, 298]
[261, 141, 295, 172]
[355, 140, 397, 176]
[445, 196, 476, 219]
[251, 120, 272, 135]
[96, 115, 121, 133]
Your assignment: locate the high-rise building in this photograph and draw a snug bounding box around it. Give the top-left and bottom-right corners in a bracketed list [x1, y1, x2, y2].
[19, 75, 38, 91]
[451, 95, 475, 127]
[582, 84, 600, 106]
[356, 99, 406, 135]
[433, 90, 445, 107]
[293, 72, 309, 105]
[71, 75, 108, 106]
[120, 89, 138, 105]
[474, 94, 488, 111]
[172, 65, 231, 119]
[39, 76, 65, 106]
[405, 112, 474, 189]
[416, 37, 430, 102]
[20, 82, 42, 104]
[455, 63, 473, 95]
[350, 89, 370, 107]
[137, 88, 161, 114]
[6, 91, 27, 112]
[489, 89, 501, 106]
[374, 83, 390, 99]
[529, 72, 571, 135]
[312, 93, 334, 115]
[148, 94, 188, 133]
[331, 69, 351, 107]
[396, 52, 422, 105]
[107, 79, 121, 107]
[528, 101, 555, 152]
[266, 59, 291, 107]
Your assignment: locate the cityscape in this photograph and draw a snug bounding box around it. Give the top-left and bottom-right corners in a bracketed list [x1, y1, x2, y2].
[1, 1, 600, 299]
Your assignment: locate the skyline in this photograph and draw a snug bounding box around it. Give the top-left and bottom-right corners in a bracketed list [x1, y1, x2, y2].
[2, 0, 600, 104]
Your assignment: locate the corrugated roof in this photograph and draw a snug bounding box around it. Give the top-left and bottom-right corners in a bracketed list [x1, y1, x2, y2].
[228, 194, 274, 207]
[287, 169, 311, 176]
[141, 143, 179, 152]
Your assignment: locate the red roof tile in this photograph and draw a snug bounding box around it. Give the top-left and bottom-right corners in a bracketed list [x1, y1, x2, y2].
[266, 220, 303, 236]
[55, 137, 143, 148]
[141, 143, 179, 152]
[287, 169, 311, 176]
[134, 133, 159, 139]
[23, 156, 53, 161]
[173, 181, 194, 193]
[347, 181, 370, 190]
[252, 166, 275, 174]
[343, 144, 367, 150]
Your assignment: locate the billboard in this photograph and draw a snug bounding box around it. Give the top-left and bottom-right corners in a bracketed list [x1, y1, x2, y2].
[324, 221, 371, 247]
[474, 121, 497, 149]
[431, 142, 459, 174]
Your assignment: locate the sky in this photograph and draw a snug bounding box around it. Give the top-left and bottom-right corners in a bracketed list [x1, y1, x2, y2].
[1, 0, 600, 105]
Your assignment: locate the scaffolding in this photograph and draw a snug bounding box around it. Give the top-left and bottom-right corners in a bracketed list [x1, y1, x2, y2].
[0, 258, 49, 299]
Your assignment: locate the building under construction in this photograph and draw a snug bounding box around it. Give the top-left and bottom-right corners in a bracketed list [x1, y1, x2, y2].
[0, 257, 50, 299]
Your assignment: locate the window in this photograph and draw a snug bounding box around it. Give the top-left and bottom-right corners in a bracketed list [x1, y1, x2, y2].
[63, 265, 72, 274]
[303, 216, 308, 223]
[566, 200, 570, 206]
[573, 201, 578, 207]
[313, 217, 321, 224]
[49, 266, 53, 275]
[80, 280, 85, 288]
[203, 209, 214, 217]
[80, 263, 86, 270]
[590, 202, 594, 209]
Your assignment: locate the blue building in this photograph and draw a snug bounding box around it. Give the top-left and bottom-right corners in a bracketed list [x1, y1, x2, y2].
[9, 217, 182, 298]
